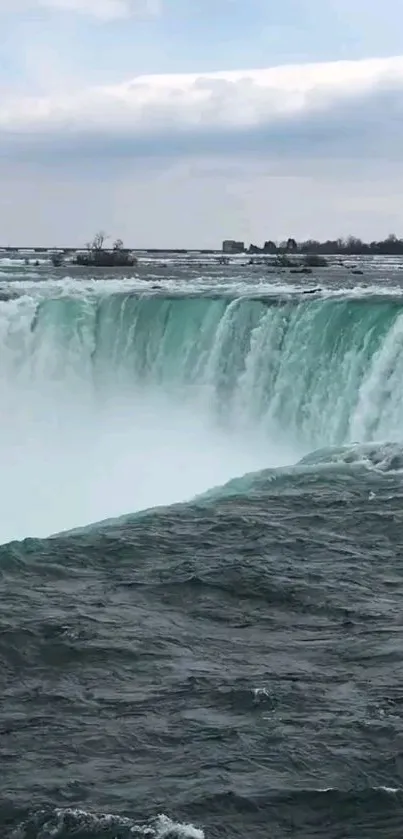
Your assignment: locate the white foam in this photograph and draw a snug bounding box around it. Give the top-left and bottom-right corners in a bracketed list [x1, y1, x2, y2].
[376, 786, 400, 794]
[11, 808, 205, 838]
[155, 815, 204, 838]
[3, 273, 403, 301]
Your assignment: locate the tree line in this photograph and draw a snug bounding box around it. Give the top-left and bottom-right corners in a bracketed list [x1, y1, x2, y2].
[249, 234, 403, 255]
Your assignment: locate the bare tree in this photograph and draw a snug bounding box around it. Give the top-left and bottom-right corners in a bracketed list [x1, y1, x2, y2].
[89, 231, 108, 251]
[113, 238, 124, 251]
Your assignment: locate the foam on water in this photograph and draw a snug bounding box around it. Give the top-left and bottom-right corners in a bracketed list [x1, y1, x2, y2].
[10, 808, 204, 838]
[4, 272, 403, 299]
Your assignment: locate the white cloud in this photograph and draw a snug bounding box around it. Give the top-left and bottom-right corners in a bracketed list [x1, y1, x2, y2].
[2, 56, 403, 246]
[0, 0, 160, 19]
[1, 56, 403, 161]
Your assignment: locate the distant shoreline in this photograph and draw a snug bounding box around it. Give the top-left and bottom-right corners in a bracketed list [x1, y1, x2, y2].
[0, 247, 216, 255]
[225, 234, 403, 257]
[2, 234, 403, 257]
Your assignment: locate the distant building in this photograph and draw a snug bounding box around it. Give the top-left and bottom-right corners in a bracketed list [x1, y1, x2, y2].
[222, 239, 245, 254]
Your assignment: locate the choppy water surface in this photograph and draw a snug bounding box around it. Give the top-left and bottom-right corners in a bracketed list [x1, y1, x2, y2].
[1, 256, 403, 838]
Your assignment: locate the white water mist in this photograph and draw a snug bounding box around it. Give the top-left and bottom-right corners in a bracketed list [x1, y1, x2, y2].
[0, 293, 293, 543]
[0, 283, 401, 543]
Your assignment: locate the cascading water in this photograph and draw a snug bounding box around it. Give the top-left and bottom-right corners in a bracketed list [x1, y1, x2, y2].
[1, 285, 403, 543]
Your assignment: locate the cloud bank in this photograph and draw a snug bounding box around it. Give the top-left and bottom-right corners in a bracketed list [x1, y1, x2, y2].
[2, 56, 403, 164]
[2, 56, 403, 246]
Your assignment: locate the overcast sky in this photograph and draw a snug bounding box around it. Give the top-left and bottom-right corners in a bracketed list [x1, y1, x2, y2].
[1, 0, 403, 247]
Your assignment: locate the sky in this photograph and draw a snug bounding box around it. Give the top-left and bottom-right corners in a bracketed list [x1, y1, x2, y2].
[1, 0, 403, 247]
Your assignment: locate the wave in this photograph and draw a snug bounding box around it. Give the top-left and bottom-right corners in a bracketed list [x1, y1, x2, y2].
[1, 288, 403, 540]
[194, 441, 403, 506]
[5, 789, 401, 838]
[6, 808, 204, 838]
